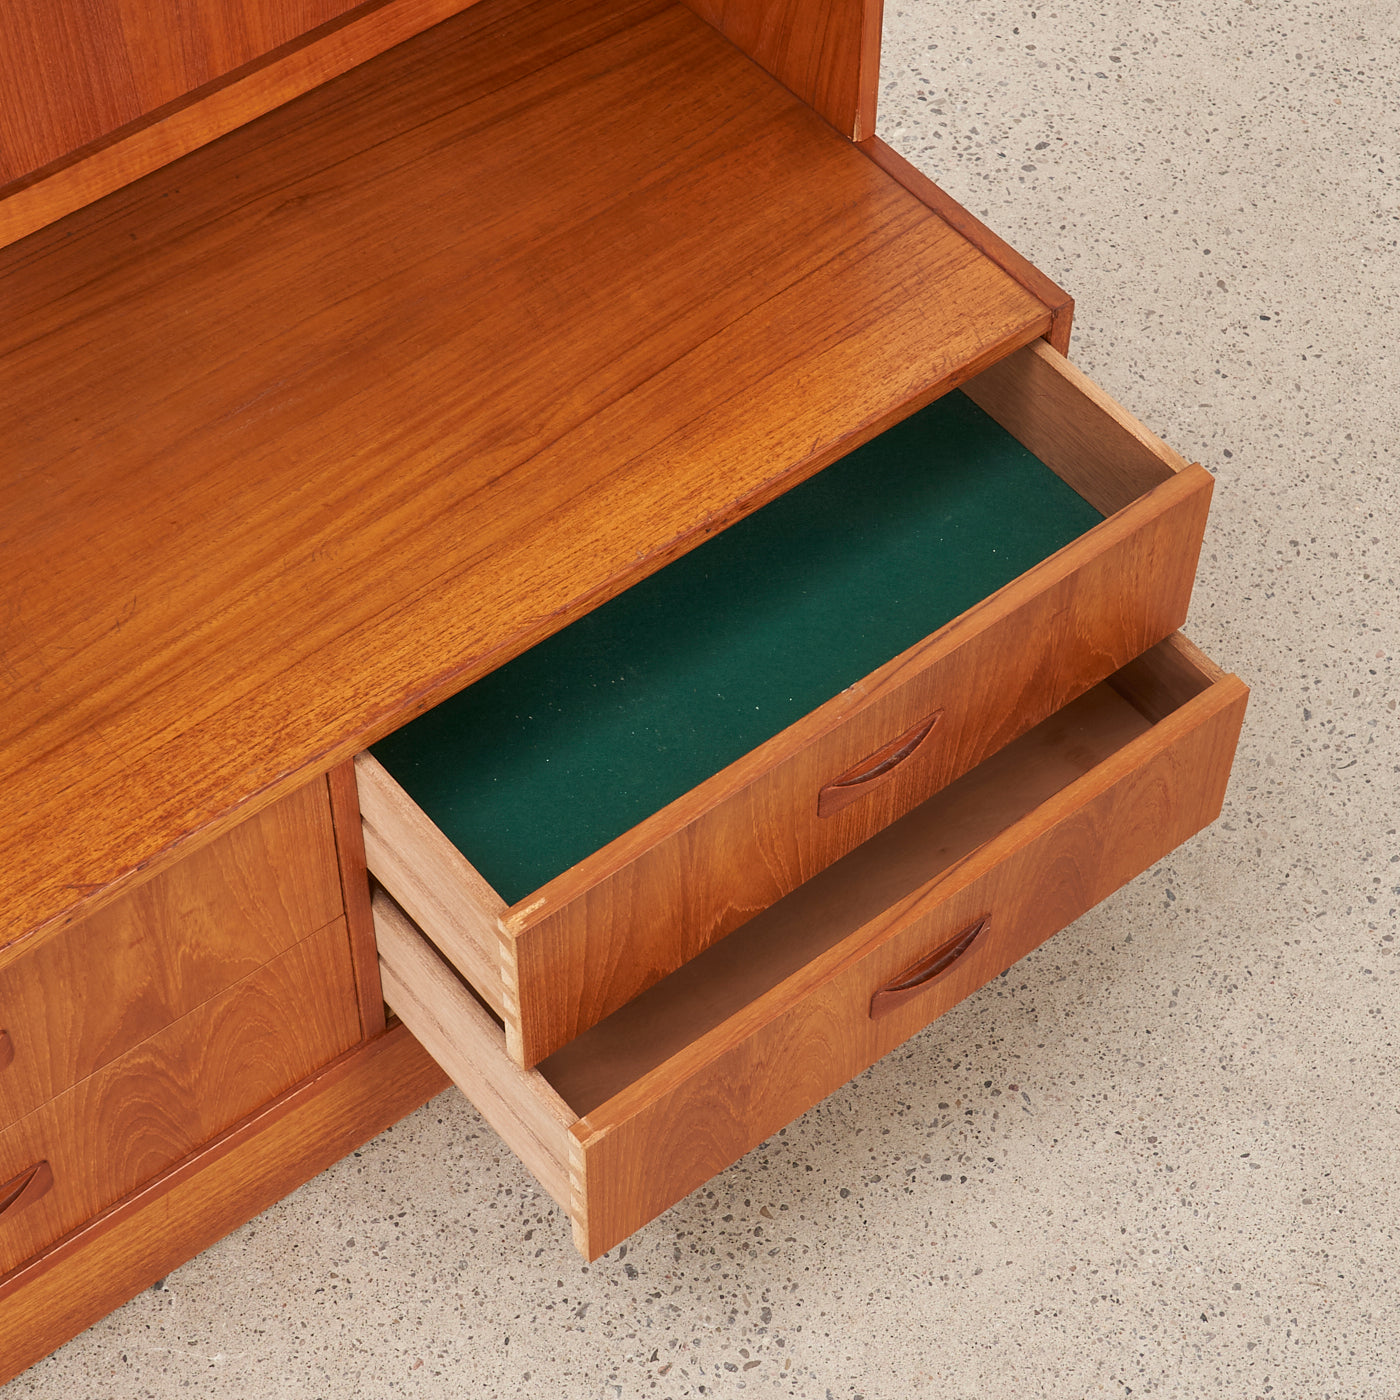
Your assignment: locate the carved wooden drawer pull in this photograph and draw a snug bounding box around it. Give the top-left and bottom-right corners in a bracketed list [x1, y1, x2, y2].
[818, 711, 943, 818]
[0, 1161, 54, 1225]
[869, 917, 990, 1019]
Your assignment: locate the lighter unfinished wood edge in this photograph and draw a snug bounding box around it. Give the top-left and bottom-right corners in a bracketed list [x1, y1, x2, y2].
[497, 940, 526, 1067]
[326, 762, 387, 1038]
[0, 0, 485, 249]
[961, 339, 1194, 515]
[372, 892, 576, 1215]
[566, 1131, 590, 1259]
[355, 751, 506, 1015]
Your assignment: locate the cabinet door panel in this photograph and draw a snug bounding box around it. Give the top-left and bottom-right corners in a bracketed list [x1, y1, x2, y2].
[0, 919, 360, 1278]
[0, 780, 343, 1130]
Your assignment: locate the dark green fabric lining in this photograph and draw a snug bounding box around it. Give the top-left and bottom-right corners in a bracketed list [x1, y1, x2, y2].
[371, 390, 1104, 903]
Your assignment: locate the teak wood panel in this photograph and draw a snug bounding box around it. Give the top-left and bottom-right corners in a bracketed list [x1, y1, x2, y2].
[0, 0, 1052, 961]
[568, 662, 1248, 1257]
[680, 0, 883, 139]
[0, 781, 343, 1125]
[0, 0, 489, 248]
[0, 919, 361, 1277]
[0, 1023, 448, 1388]
[498, 344, 1214, 1065]
[1, 0, 376, 183]
[856, 137, 1075, 354]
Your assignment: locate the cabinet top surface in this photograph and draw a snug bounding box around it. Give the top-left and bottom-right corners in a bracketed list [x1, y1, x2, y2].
[0, 0, 1050, 955]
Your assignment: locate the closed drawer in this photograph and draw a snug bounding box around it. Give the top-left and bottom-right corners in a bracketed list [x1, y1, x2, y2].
[362, 340, 1215, 1067]
[0, 779, 344, 1132]
[0, 919, 360, 1277]
[377, 634, 1247, 1259]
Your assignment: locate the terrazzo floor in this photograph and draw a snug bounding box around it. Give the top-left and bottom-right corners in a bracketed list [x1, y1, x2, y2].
[9, 0, 1398, 1395]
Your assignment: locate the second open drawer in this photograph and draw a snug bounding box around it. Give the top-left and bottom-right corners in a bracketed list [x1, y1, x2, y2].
[375, 635, 1246, 1258]
[360, 339, 1215, 1067]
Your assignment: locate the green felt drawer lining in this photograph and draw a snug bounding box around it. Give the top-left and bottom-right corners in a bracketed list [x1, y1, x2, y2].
[370, 389, 1104, 904]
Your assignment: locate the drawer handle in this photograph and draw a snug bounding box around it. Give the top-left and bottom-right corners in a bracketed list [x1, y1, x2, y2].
[0, 1161, 54, 1224]
[0, 1030, 12, 1071]
[818, 710, 943, 818]
[869, 917, 990, 1020]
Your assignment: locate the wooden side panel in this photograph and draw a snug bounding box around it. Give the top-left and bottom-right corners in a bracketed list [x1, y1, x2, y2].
[679, 0, 883, 139]
[570, 669, 1249, 1257]
[0, 0, 488, 249]
[373, 895, 575, 1212]
[858, 136, 1075, 354]
[0, 1023, 447, 1389]
[0, 780, 343, 1129]
[357, 754, 507, 1018]
[507, 465, 1215, 1065]
[0, 919, 361, 1276]
[328, 758, 387, 1038]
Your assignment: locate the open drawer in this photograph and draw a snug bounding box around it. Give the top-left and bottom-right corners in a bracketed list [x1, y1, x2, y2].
[360, 341, 1214, 1066]
[375, 634, 1247, 1258]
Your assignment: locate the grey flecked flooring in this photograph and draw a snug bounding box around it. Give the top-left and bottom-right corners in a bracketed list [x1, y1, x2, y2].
[9, 1, 1397, 1395]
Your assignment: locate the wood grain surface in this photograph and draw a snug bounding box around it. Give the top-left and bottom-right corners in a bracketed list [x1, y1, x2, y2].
[858, 136, 1076, 354]
[0, 0, 367, 184]
[680, 0, 884, 138]
[0, 918, 361, 1276]
[566, 652, 1248, 1257]
[0, 0, 1051, 963]
[0, 0, 487, 248]
[502, 362, 1214, 1066]
[539, 683, 1159, 1116]
[960, 340, 1192, 516]
[0, 781, 342, 1125]
[0, 1022, 448, 1387]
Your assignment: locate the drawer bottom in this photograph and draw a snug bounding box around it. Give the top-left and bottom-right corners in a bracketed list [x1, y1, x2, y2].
[377, 635, 1247, 1259]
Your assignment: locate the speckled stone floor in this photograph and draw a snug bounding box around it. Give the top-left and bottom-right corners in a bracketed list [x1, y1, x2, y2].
[9, 2, 1397, 1396]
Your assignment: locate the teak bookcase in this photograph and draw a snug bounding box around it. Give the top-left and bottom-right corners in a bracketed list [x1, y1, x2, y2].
[0, 0, 1245, 1379]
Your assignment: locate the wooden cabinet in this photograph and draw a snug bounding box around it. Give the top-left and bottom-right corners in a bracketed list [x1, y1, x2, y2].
[0, 0, 1245, 1380]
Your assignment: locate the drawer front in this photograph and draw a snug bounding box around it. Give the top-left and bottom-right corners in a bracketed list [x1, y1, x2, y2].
[566, 654, 1247, 1256]
[0, 919, 360, 1277]
[0, 780, 344, 1131]
[507, 467, 1209, 1064]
